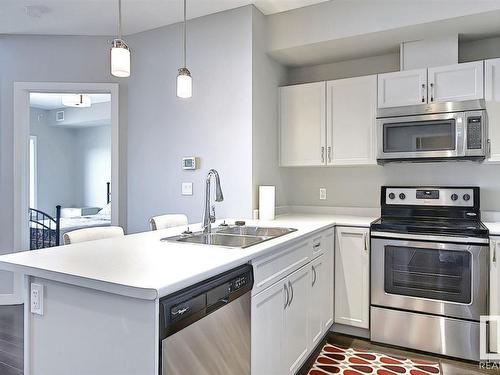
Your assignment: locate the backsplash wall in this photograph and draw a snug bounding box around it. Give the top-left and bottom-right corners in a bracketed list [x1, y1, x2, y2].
[284, 163, 500, 211]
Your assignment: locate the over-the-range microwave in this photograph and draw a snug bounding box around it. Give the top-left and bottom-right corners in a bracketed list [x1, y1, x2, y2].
[376, 100, 488, 163]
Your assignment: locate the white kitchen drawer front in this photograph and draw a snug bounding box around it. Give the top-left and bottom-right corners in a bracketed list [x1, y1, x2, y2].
[428, 61, 484, 103]
[378, 68, 427, 108]
[252, 239, 310, 296]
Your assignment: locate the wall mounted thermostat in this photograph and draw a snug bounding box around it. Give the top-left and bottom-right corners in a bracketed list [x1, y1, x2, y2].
[182, 157, 198, 170]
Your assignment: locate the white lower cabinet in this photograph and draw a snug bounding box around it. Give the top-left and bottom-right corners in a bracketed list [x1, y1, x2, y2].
[251, 228, 335, 375]
[251, 280, 286, 375]
[284, 266, 310, 375]
[491, 238, 500, 353]
[334, 226, 370, 329]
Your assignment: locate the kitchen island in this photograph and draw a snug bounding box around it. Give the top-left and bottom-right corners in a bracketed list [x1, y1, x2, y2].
[0, 214, 374, 375]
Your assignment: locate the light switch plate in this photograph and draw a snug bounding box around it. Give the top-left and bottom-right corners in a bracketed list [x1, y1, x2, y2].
[30, 283, 44, 315]
[319, 188, 327, 200]
[182, 182, 193, 196]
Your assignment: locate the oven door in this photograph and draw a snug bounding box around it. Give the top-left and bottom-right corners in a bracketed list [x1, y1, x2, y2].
[371, 237, 488, 320]
[377, 112, 465, 160]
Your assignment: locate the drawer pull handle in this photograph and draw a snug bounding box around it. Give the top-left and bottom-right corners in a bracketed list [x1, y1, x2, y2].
[313, 242, 321, 249]
[172, 307, 190, 316]
[312, 265, 317, 287]
[288, 280, 294, 307]
[283, 283, 289, 309]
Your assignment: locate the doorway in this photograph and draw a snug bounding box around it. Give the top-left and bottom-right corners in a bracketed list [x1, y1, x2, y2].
[28, 92, 113, 250]
[6, 82, 119, 305]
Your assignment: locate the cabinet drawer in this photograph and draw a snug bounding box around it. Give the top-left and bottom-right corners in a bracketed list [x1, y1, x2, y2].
[251, 239, 310, 296]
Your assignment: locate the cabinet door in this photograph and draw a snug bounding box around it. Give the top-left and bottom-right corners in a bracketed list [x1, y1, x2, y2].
[327, 75, 377, 165]
[251, 281, 286, 375]
[284, 265, 310, 375]
[491, 239, 499, 354]
[377, 68, 427, 108]
[308, 255, 325, 349]
[322, 229, 335, 332]
[485, 58, 500, 163]
[334, 227, 370, 329]
[428, 61, 484, 103]
[280, 82, 326, 166]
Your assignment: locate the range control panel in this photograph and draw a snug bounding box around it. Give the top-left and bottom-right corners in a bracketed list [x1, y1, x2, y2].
[385, 187, 475, 207]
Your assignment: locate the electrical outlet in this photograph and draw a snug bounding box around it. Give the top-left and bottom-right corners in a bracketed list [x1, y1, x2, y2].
[30, 283, 44, 315]
[181, 182, 193, 196]
[319, 188, 327, 200]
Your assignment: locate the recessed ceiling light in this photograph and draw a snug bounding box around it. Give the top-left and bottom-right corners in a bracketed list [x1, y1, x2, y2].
[24, 5, 50, 18]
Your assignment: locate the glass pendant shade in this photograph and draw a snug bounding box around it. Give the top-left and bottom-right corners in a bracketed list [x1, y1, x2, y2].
[110, 39, 130, 78]
[177, 68, 192, 98]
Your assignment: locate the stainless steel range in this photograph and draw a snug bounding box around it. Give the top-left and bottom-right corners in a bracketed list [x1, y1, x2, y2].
[370, 186, 490, 361]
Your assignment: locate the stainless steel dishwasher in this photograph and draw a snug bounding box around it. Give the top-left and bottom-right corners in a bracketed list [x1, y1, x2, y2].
[159, 264, 253, 375]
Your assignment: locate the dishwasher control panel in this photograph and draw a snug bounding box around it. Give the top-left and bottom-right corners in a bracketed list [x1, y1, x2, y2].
[159, 264, 254, 340]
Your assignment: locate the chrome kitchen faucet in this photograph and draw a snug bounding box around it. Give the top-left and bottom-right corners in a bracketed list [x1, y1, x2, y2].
[202, 169, 224, 234]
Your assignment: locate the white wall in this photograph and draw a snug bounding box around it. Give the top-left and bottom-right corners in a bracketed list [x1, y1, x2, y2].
[126, 6, 254, 233]
[251, 6, 288, 208]
[30, 107, 79, 216]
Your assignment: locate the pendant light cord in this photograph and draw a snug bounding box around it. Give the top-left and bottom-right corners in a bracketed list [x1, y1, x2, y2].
[118, 0, 123, 39]
[183, 0, 187, 68]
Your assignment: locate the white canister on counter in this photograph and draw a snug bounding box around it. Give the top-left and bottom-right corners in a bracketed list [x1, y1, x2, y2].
[259, 186, 275, 220]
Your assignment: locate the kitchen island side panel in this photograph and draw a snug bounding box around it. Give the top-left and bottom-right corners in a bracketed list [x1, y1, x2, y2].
[26, 276, 158, 375]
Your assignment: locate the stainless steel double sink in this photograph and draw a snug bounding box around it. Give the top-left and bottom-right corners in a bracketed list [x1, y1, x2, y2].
[162, 225, 297, 248]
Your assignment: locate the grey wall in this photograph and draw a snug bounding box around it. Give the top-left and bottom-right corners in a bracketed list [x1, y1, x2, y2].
[0, 35, 127, 295]
[75, 125, 112, 208]
[285, 163, 500, 211]
[30, 107, 79, 215]
[30, 108, 112, 213]
[287, 52, 400, 85]
[126, 6, 254, 233]
[251, 7, 288, 208]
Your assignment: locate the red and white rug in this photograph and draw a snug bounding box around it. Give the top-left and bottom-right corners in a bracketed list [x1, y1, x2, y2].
[308, 344, 441, 375]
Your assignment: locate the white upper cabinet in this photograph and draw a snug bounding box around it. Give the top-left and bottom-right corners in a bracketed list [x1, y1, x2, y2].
[334, 226, 370, 329]
[485, 58, 500, 163]
[428, 61, 484, 103]
[327, 75, 377, 165]
[377, 68, 427, 108]
[279, 82, 326, 166]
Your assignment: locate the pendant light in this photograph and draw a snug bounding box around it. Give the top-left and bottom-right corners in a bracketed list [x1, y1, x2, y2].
[177, 0, 192, 98]
[110, 0, 130, 78]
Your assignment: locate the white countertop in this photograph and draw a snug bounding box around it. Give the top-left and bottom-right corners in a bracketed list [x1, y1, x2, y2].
[0, 214, 375, 301]
[485, 222, 500, 237]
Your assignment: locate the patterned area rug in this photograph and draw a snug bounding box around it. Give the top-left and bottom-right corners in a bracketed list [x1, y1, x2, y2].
[308, 344, 441, 375]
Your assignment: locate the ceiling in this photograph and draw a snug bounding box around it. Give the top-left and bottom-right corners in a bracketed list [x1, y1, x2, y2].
[30, 93, 111, 110]
[0, 0, 329, 36]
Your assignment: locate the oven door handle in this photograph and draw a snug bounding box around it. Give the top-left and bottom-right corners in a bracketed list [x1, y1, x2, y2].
[371, 231, 489, 245]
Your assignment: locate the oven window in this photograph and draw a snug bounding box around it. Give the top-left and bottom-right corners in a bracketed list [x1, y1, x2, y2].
[383, 120, 456, 153]
[384, 246, 471, 304]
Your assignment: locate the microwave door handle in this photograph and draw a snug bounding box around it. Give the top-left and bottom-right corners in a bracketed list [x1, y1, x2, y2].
[457, 115, 465, 156]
